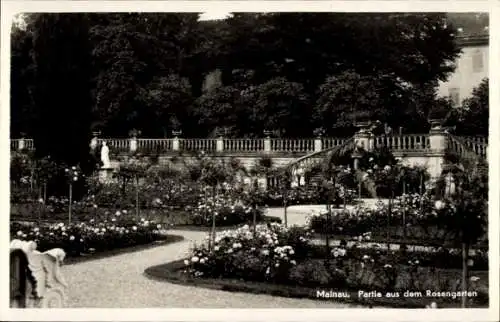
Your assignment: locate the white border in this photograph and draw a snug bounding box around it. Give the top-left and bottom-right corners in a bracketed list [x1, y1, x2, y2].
[1, 1, 499, 321]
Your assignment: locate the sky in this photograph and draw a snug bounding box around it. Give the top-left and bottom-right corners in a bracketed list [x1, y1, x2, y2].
[198, 11, 233, 21]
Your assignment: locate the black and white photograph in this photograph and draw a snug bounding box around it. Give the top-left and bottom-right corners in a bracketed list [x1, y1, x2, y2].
[1, 1, 498, 321]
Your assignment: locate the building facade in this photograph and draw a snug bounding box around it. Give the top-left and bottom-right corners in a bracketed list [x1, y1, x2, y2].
[437, 35, 489, 106]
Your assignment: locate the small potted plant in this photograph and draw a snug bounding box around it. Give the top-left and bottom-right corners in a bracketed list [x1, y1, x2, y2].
[129, 129, 141, 138]
[428, 102, 451, 129]
[313, 127, 326, 138]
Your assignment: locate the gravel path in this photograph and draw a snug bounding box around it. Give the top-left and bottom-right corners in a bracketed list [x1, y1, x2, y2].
[62, 206, 358, 308]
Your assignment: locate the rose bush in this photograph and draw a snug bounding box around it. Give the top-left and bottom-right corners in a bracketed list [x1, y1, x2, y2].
[185, 192, 266, 226]
[183, 223, 311, 282]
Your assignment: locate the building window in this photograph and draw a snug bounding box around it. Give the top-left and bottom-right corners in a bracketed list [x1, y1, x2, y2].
[449, 88, 460, 107]
[472, 50, 484, 73]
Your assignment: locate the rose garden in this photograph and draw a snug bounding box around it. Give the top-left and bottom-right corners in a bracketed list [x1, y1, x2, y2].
[9, 12, 490, 309]
[10, 127, 489, 308]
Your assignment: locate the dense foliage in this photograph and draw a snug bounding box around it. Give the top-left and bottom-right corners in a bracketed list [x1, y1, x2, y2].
[11, 12, 470, 140]
[448, 78, 489, 136]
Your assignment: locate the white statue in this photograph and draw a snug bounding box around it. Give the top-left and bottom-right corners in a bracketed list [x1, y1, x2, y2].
[444, 172, 456, 197]
[10, 239, 68, 308]
[101, 141, 111, 168]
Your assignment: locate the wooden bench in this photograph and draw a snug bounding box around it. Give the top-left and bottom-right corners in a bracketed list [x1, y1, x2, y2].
[10, 240, 68, 308]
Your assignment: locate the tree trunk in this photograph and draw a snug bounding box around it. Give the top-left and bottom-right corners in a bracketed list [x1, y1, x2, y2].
[211, 185, 217, 250]
[402, 181, 406, 239]
[68, 183, 72, 225]
[461, 242, 469, 308]
[283, 198, 288, 227]
[135, 175, 140, 221]
[325, 203, 331, 262]
[252, 204, 257, 235]
[38, 200, 43, 226]
[387, 191, 393, 249]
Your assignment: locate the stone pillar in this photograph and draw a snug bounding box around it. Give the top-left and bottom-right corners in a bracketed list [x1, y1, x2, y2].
[172, 137, 180, 151]
[216, 136, 224, 152]
[130, 137, 137, 153]
[172, 130, 182, 151]
[354, 122, 374, 152]
[314, 137, 322, 152]
[352, 148, 362, 170]
[427, 120, 447, 178]
[264, 136, 271, 154]
[18, 138, 25, 151]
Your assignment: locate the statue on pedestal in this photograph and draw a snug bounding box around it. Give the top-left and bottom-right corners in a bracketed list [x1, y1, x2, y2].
[101, 141, 111, 168]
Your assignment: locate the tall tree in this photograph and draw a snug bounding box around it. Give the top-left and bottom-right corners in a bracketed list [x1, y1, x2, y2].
[89, 13, 200, 136]
[451, 78, 489, 136]
[240, 77, 311, 137]
[31, 13, 93, 171]
[314, 71, 413, 136]
[10, 16, 36, 137]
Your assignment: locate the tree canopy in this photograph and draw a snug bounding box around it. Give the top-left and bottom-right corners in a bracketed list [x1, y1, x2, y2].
[11, 12, 482, 140]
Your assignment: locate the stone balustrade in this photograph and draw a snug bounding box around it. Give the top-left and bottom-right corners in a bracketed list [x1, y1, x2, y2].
[10, 135, 437, 154]
[374, 134, 430, 151]
[10, 239, 68, 308]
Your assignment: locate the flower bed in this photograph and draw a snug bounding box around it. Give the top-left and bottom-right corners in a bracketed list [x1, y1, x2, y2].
[306, 194, 488, 246]
[306, 241, 489, 271]
[147, 223, 487, 308]
[261, 186, 357, 207]
[10, 213, 167, 258]
[183, 194, 267, 226]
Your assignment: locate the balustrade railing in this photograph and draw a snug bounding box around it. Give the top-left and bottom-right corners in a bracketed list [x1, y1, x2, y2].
[224, 139, 265, 152]
[180, 139, 217, 152]
[448, 135, 486, 160]
[322, 138, 347, 150]
[270, 139, 315, 153]
[459, 136, 488, 144]
[11, 135, 487, 158]
[97, 139, 130, 153]
[136, 139, 173, 153]
[457, 136, 488, 157]
[10, 139, 34, 151]
[374, 134, 430, 151]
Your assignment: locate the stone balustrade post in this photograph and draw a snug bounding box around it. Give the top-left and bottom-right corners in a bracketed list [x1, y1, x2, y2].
[216, 136, 224, 152]
[172, 137, 180, 151]
[264, 137, 271, 154]
[314, 137, 322, 152]
[427, 120, 447, 178]
[171, 130, 182, 151]
[129, 137, 137, 153]
[18, 138, 25, 151]
[354, 122, 374, 152]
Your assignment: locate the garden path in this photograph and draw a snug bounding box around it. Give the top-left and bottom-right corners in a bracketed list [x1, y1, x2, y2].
[62, 207, 358, 308]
